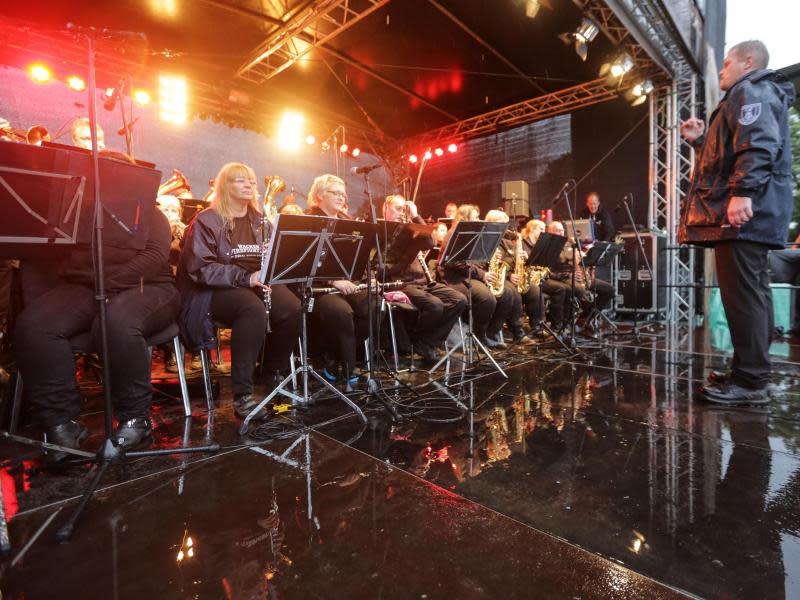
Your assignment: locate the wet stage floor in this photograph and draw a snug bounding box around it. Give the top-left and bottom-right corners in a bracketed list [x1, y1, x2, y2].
[1, 326, 799, 599]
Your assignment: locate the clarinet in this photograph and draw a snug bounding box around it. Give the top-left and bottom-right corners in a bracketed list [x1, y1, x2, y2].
[311, 280, 405, 295]
[417, 250, 437, 289]
[261, 218, 272, 333]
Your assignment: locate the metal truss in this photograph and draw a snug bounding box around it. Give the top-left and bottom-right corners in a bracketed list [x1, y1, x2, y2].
[397, 77, 620, 154]
[237, 0, 391, 84]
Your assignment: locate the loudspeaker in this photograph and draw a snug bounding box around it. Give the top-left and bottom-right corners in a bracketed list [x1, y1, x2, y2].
[502, 180, 529, 217]
[614, 231, 667, 314]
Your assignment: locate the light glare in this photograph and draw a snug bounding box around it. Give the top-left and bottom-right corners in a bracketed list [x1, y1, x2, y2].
[30, 64, 51, 83]
[277, 111, 304, 150]
[67, 76, 86, 91]
[159, 74, 188, 125]
[134, 89, 151, 105]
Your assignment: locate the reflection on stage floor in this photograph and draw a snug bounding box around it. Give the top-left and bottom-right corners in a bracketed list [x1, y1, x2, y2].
[2, 325, 799, 598]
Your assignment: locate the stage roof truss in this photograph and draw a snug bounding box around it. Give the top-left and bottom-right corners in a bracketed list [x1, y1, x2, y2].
[236, 0, 392, 84]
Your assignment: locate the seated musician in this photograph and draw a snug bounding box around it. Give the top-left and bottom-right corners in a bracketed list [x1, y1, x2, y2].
[70, 117, 105, 151]
[546, 221, 614, 328]
[484, 210, 535, 345]
[520, 219, 569, 332]
[304, 174, 369, 389]
[14, 201, 180, 459]
[437, 204, 513, 349]
[177, 162, 301, 420]
[381, 195, 466, 361]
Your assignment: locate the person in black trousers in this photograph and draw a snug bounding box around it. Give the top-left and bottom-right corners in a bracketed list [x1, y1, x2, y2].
[380, 194, 466, 361]
[14, 204, 180, 459]
[679, 40, 795, 404]
[178, 162, 301, 420]
[304, 174, 370, 390]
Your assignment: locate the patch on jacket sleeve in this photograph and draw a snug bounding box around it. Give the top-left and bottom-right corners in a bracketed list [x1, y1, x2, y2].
[738, 102, 762, 125]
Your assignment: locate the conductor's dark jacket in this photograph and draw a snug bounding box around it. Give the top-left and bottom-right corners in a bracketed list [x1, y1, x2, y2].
[679, 69, 795, 248]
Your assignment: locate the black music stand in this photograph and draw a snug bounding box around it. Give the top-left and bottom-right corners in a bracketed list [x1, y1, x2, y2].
[240, 214, 376, 433]
[429, 221, 509, 377]
[581, 241, 623, 332]
[526, 232, 574, 353]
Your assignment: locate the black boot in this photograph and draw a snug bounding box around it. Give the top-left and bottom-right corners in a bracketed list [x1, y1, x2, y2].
[113, 417, 153, 450]
[45, 420, 89, 463]
[233, 394, 270, 421]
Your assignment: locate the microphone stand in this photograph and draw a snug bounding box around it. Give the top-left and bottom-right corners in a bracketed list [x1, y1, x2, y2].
[117, 76, 134, 158]
[555, 181, 581, 349]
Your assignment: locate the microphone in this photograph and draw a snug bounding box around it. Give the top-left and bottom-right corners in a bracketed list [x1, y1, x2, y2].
[66, 23, 147, 41]
[117, 116, 140, 136]
[350, 164, 382, 175]
[550, 180, 573, 207]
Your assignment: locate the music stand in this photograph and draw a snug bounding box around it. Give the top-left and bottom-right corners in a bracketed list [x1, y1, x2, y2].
[525, 232, 574, 353]
[428, 221, 509, 378]
[581, 241, 623, 332]
[240, 214, 376, 434]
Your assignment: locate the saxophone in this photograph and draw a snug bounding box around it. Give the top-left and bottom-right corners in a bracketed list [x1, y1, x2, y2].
[513, 233, 529, 294]
[528, 266, 550, 286]
[487, 248, 507, 298]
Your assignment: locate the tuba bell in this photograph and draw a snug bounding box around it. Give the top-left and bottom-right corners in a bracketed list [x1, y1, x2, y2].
[263, 175, 285, 223]
[158, 168, 191, 196]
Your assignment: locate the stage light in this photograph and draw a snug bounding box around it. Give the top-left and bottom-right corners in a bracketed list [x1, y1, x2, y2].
[133, 89, 151, 105]
[351, 147, 361, 157]
[276, 111, 304, 150]
[434, 147, 444, 157]
[409, 154, 418, 163]
[29, 63, 51, 83]
[609, 53, 634, 78]
[525, 0, 540, 19]
[423, 150, 432, 160]
[631, 79, 654, 97]
[66, 75, 85, 91]
[159, 74, 188, 125]
[447, 143, 458, 153]
[305, 134, 316, 145]
[339, 143, 348, 153]
[573, 18, 599, 61]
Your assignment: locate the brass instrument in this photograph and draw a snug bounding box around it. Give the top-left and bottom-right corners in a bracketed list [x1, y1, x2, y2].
[158, 168, 191, 196]
[513, 233, 529, 294]
[263, 175, 285, 224]
[487, 248, 507, 298]
[527, 266, 550, 287]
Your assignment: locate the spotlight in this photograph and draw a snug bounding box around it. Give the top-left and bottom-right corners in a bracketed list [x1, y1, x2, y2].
[67, 75, 85, 91]
[321, 140, 330, 152]
[573, 18, 599, 61]
[133, 89, 151, 105]
[525, 0, 540, 19]
[434, 147, 444, 157]
[629, 79, 654, 106]
[159, 74, 188, 125]
[29, 63, 51, 83]
[409, 154, 418, 164]
[351, 147, 361, 158]
[276, 111, 304, 150]
[447, 143, 458, 153]
[305, 134, 316, 145]
[339, 143, 348, 153]
[423, 150, 432, 160]
[609, 53, 634, 78]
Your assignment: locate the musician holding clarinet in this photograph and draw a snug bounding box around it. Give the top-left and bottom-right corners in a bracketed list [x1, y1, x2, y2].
[177, 163, 300, 421]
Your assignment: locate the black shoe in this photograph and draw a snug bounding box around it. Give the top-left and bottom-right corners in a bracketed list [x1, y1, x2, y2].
[45, 420, 89, 463]
[699, 382, 770, 406]
[165, 353, 179, 373]
[233, 394, 270, 421]
[113, 417, 153, 450]
[416, 342, 439, 363]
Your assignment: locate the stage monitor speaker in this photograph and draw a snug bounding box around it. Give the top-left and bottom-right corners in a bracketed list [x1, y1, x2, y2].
[614, 231, 667, 314]
[502, 180, 529, 217]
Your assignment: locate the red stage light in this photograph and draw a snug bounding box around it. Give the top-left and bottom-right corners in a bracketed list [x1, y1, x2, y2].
[409, 154, 418, 163]
[351, 147, 361, 158]
[447, 143, 458, 153]
[339, 143, 348, 153]
[434, 147, 444, 157]
[423, 150, 432, 160]
[67, 75, 85, 92]
[29, 64, 51, 83]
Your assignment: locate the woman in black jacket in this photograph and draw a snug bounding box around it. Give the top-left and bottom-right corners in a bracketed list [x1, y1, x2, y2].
[177, 162, 300, 420]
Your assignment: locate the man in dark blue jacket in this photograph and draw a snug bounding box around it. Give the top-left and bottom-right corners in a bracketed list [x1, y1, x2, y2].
[679, 40, 796, 405]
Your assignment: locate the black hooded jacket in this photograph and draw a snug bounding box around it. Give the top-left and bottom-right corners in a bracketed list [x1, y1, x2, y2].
[679, 69, 795, 247]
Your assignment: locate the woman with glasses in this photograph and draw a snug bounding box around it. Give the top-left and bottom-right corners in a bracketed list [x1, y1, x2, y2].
[304, 174, 368, 391]
[177, 162, 301, 420]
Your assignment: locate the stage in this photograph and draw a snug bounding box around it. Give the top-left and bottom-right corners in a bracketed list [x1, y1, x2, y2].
[2, 325, 798, 599]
